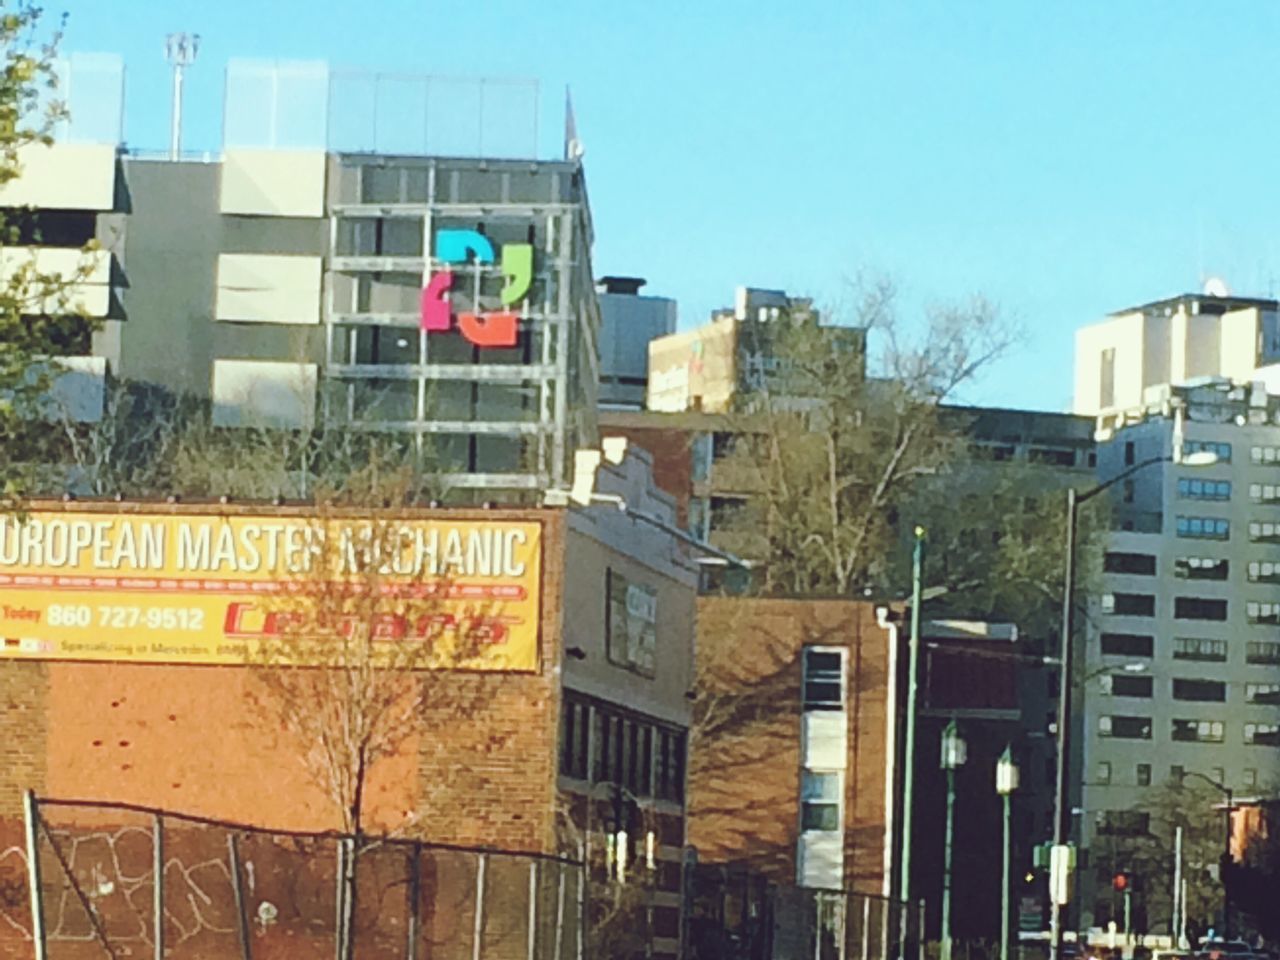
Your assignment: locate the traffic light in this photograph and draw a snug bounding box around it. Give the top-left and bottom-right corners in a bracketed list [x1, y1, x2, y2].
[1112, 871, 1130, 892]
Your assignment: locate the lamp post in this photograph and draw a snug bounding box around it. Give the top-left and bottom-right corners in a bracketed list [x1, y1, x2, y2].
[1179, 770, 1235, 939]
[899, 526, 926, 911]
[1048, 450, 1219, 960]
[996, 746, 1020, 960]
[940, 720, 967, 960]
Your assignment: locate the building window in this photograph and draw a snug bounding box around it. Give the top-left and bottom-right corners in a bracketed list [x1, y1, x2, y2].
[1102, 593, 1155, 616]
[1249, 521, 1280, 543]
[1124, 441, 1135, 467]
[1098, 811, 1150, 836]
[1247, 602, 1280, 626]
[1172, 679, 1227, 702]
[1173, 637, 1227, 662]
[1244, 724, 1280, 747]
[1136, 764, 1152, 787]
[1249, 483, 1280, 504]
[1172, 719, 1225, 743]
[800, 771, 841, 832]
[1171, 765, 1185, 784]
[1211, 766, 1225, 784]
[1175, 557, 1229, 581]
[802, 648, 845, 711]
[1246, 683, 1280, 705]
[1107, 674, 1154, 698]
[1247, 642, 1280, 665]
[1029, 447, 1077, 467]
[1178, 478, 1232, 501]
[1245, 769, 1259, 789]
[1248, 561, 1280, 584]
[559, 698, 590, 781]
[690, 433, 712, 483]
[1174, 597, 1228, 621]
[1250, 445, 1280, 466]
[708, 495, 748, 533]
[1176, 516, 1230, 540]
[1099, 716, 1152, 740]
[1100, 348, 1116, 409]
[1104, 552, 1156, 575]
[1122, 479, 1135, 504]
[1100, 633, 1153, 657]
[1097, 761, 1112, 785]
[1184, 440, 1232, 464]
[687, 497, 710, 540]
[655, 729, 686, 803]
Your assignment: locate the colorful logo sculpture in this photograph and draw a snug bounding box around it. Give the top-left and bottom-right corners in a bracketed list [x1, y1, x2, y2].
[421, 230, 533, 348]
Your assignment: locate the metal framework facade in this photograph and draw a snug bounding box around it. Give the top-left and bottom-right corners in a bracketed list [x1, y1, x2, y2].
[322, 155, 600, 494]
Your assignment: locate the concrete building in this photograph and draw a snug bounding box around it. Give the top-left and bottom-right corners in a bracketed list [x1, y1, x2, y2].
[0, 444, 697, 958]
[1078, 377, 1280, 930]
[6, 58, 602, 496]
[646, 286, 860, 413]
[596, 276, 677, 410]
[1073, 293, 1280, 417]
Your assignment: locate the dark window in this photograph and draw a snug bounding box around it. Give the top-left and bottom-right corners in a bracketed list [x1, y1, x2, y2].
[1171, 765, 1185, 784]
[709, 495, 748, 532]
[1174, 597, 1228, 621]
[1247, 642, 1280, 665]
[1245, 683, 1280, 705]
[1124, 441, 1135, 467]
[1110, 674, 1153, 698]
[1100, 633, 1153, 657]
[1247, 603, 1280, 625]
[711, 432, 738, 460]
[1122, 479, 1135, 504]
[1244, 723, 1280, 746]
[1172, 719, 1224, 742]
[1172, 679, 1227, 702]
[1105, 552, 1156, 576]
[596, 713, 611, 782]
[1136, 764, 1151, 786]
[1105, 593, 1155, 616]
[559, 699, 590, 780]
[1029, 447, 1077, 467]
[800, 771, 840, 832]
[1098, 811, 1150, 836]
[1173, 638, 1227, 662]
[1175, 557, 1229, 581]
[803, 649, 845, 710]
[1101, 716, 1152, 739]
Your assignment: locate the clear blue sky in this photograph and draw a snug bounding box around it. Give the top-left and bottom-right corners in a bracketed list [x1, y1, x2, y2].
[50, 0, 1280, 412]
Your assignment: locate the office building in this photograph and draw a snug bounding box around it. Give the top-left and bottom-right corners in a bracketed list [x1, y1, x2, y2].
[1078, 377, 1280, 930]
[1074, 292, 1280, 417]
[596, 276, 677, 410]
[646, 286, 859, 413]
[5, 57, 602, 496]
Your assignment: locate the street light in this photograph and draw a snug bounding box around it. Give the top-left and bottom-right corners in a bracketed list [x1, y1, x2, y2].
[1048, 449, 1219, 960]
[1178, 770, 1235, 939]
[940, 720, 966, 960]
[996, 746, 1020, 960]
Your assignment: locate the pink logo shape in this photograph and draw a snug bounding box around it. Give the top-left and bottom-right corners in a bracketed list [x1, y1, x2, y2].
[420, 271, 454, 332]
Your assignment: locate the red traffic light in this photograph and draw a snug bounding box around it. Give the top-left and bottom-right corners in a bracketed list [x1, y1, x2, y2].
[1112, 873, 1128, 891]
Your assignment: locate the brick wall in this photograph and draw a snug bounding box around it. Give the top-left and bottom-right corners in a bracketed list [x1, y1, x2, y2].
[599, 426, 694, 526]
[689, 597, 892, 894]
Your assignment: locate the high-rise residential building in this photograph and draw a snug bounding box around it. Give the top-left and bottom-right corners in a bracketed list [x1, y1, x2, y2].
[1073, 293, 1280, 417]
[8, 57, 602, 496]
[596, 276, 677, 410]
[1078, 377, 1280, 930]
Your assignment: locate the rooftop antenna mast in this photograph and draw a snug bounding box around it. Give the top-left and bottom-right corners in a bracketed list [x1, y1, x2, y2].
[165, 32, 200, 160]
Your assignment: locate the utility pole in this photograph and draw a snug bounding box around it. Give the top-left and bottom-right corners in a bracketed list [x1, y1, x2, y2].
[898, 526, 926, 912]
[165, 33, 200, 160]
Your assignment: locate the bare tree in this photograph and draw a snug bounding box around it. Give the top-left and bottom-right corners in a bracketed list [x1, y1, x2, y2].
[720, 279, 1019, 596]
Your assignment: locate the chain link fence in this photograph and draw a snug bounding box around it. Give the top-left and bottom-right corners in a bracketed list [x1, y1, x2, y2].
[18, 794, 584, 960]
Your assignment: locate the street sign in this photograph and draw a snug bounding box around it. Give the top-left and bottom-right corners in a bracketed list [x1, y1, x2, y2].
[1049, 844, 1075, 906]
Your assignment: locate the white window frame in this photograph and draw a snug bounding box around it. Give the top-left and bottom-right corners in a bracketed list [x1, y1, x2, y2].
[800, 768, 843, 834]
[802, 646, 847, 712]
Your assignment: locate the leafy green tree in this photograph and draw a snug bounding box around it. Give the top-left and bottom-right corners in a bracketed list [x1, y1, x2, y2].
[0, 2, 99, 497]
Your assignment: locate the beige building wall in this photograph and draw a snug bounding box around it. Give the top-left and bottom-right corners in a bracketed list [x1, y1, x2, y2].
[1219, 307, 1266, 381]
[220, 149, 327, 217]
[1074, 312, 1161, 415]
[1170, 307, 1220, 383]
[647, 317, 739, 412]
[0, 143, 116, 210]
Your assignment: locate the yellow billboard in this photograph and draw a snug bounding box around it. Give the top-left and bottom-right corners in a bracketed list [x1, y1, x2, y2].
[0, 511, 542, 670]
